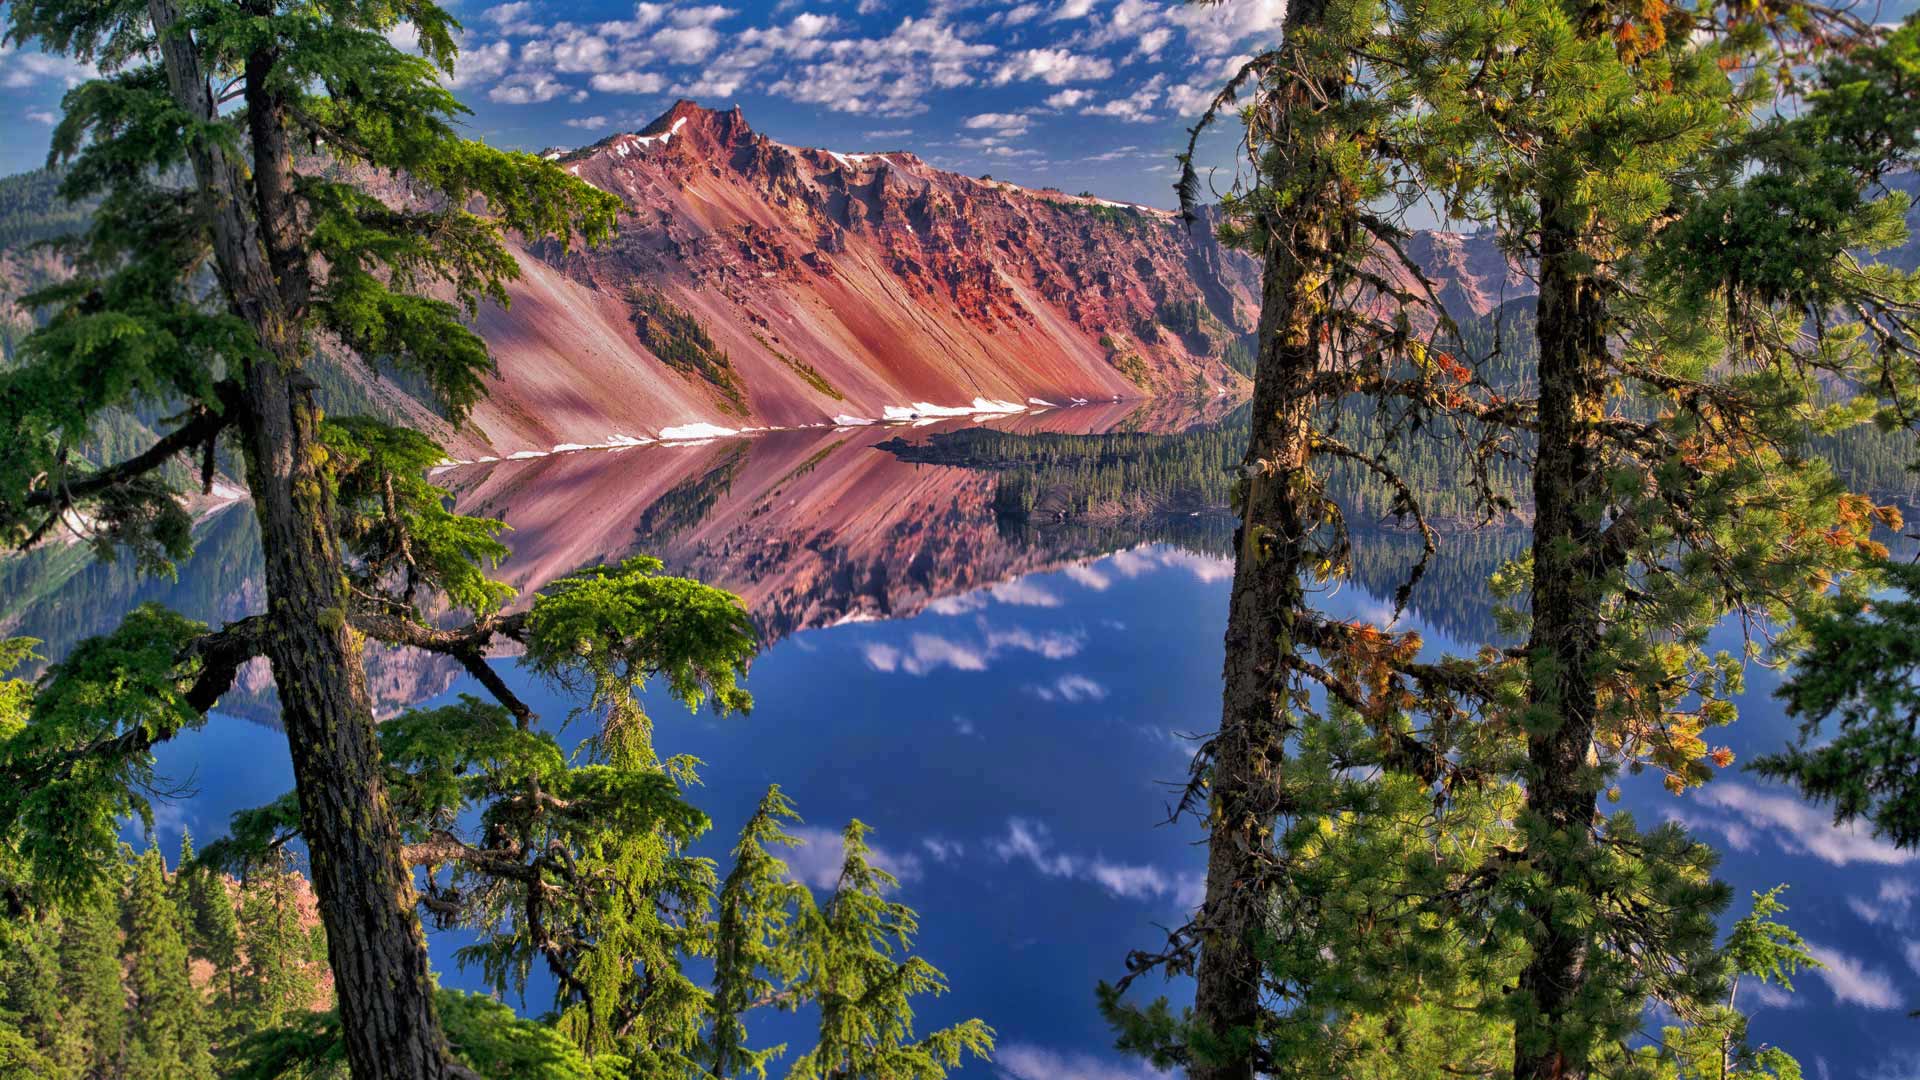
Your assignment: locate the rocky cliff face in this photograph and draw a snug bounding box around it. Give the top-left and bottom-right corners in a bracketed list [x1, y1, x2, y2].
[0, 100, 1533, 462]
[452, 101, 1273, 457]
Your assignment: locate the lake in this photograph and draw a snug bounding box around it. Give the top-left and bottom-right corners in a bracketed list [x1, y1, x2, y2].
[7, 406, 1917, 1080]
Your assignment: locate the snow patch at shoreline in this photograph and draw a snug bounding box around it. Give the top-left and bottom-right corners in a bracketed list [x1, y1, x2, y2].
[832, 414, 875, 426]
[659, 422, 741, 441]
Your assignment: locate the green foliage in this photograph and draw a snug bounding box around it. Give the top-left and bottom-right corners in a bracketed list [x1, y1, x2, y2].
[237, 854, 329, 1032]
[0, 168, 92, 251]
[230, 987, 629, 1080]
[125, 845, 214, 1080]
[0, 605, 212, 903]
[324, 416, 514, 614]
[522, 555, 757, 763]
[627, 287, 747, 414]
[786, 822, 994, 1080]
[753, 332, 843, 401]
[707, 787, 810, 1080]
[1761, 558, 1920, 848]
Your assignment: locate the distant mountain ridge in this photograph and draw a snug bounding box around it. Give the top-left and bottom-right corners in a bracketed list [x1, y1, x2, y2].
[0, 102, 1531, 460]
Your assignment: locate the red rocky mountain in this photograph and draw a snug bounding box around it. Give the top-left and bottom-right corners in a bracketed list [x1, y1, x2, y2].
[450, 100, 1271, 458]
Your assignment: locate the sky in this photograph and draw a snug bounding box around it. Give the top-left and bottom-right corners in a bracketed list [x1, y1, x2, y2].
[0, 0, 1283, 208]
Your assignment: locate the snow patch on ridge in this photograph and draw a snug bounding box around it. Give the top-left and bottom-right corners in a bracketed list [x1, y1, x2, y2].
[633, 116, 688, 149]
[1027, 397, 1059, 408]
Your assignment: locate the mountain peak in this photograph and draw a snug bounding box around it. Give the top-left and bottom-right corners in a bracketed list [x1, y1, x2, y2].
[640, 99, 748, 141]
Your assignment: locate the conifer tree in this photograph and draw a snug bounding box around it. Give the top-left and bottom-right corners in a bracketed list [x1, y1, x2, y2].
[237, 852, 326, 1032]
[785, 822, 993, 1080]
[60, 893, 130, 1076]
[126, 845, 214, 1080]
[1380, 2, 1920, 1075]
[1763, 557, 1920, 849]
[0, 0, 618, 1074]
[178, 832, 243, 1013]
[707, 786, 810, 1080]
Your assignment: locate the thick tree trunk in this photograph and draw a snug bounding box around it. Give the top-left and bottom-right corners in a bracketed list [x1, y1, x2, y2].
[1510, 203, 1611, 1080]
[1192, 11, 1345, 1073]
[146, 3, 466, 1077]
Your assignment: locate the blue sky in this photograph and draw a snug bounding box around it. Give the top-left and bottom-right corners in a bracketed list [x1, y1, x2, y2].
[0, 0, 1281, 207]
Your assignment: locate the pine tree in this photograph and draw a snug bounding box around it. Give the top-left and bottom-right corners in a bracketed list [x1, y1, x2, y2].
[785, 822, 993, 1080]
[1381, 1, 1920, 1075]
[237, 853, 326, 1032]
[125, 845, 214, 1080]
[1762, 557, 1920, 849]
[707, 786, 810, 1080]
[1121, 0, 1517, 1071]
[176, 831, 242, 1013]
[0, 1, 617, 1074]
[59, 893, 129, 1077]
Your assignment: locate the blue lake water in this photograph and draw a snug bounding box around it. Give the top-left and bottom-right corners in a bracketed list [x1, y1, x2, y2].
[14, 415, 1919, 1080]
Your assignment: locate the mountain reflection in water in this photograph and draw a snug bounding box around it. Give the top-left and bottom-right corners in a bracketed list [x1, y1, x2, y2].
[2, 400, 1916, 1080]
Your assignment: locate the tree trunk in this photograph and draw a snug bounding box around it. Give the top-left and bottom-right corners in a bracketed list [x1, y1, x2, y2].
[1192, 10, 1346, 1073]
[1510, 201, 1611, 1080]
[146, 3, 466, 1076]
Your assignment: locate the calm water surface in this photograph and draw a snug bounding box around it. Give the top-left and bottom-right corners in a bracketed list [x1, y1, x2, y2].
[9, 410, 1918, 1080]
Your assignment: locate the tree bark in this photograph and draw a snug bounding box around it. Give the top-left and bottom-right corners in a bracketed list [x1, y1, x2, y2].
[1192, 7, 1347, 1074]
[1509, 199, 1611, 1080]
[146, 3, 467, 1076]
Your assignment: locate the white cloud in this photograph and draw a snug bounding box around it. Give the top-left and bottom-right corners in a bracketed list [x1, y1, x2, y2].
[1044, 88, 1092, 109]
[1081, 75, 1164, 122]
[1048, 0, 1099, 19]
[788, 12, 839, 38]
[1741, 981, 1801, 1010]
[1166, 0, 1286, 56]
[1803, 941, 1904, 1010]
[590, 70, 667, 93]
[786, 825, 924, 889]
[564, 114, 612, 129]
[599, 3, 668, 39]
[652, 23, 726, 62]
[523, 28, 616, 73]
[1001, 3, 1044, 25]
[484, 1, 543, 35]
[1107, 545, 1233, 583]
[449, 38, 514, 88]
[1135, 26, 1175, 57]
[489, 71, 577, 103]
[767, 17, 996, 116]
[989, 579, 1058, 606]
[1905, 938, 1920, 979]
[965, 111, 1033, 137]
[984, 625, 1084, 659]
[25, 109, 56, 125]
[993, 47, 1114, 86]
[866, 127, 915, 139]
[992, 819, 1201, 907]
[1165, 51, 1254, 118]
[953, 715, 977, 736]
[1031, 673, 1109, 703]
[0, 49, 96, 90]
[862, 622, 1084, 675]
[922, 837, 965, 862]
[994, 1044, 1174, 1080]
[1065, 563, 1110, 589]
[1847, 877, 1917, 927]
[1692, 783, 1918, 867]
